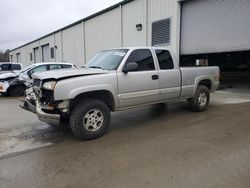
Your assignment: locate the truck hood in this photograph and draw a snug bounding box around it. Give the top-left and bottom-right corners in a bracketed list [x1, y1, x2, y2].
[0, 72, 18, 79]
[32, 68, 109, 80]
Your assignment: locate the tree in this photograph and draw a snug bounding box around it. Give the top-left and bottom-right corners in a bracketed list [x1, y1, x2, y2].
[0, 49, 10, 62]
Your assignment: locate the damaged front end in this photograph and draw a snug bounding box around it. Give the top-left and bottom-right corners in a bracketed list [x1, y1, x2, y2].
[20, 79, 69, 126]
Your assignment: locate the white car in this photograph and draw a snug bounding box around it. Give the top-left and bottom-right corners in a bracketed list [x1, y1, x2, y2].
[0, 62, 76, 97]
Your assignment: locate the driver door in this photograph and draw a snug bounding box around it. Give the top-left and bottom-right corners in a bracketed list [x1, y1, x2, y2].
[117, 49, 160, 109]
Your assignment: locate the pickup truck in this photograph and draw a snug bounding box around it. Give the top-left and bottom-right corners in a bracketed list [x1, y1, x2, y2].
[21, 47, 220, 140]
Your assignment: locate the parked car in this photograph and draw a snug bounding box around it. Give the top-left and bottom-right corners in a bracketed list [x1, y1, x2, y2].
[0, 62, 76, 97]
[21, 47, 220, 140]
[0, 62, 22, 74]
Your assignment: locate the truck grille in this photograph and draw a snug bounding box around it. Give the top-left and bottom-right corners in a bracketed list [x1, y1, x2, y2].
[33, 79, 41, 87]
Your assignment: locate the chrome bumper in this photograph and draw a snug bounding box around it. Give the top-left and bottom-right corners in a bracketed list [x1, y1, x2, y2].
[20, 98, 60, 126]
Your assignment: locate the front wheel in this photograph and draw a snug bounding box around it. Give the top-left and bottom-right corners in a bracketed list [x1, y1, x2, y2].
[8, 85, 25, 97]
[188, 85, 210, 112]
[70, 99, 110, 140]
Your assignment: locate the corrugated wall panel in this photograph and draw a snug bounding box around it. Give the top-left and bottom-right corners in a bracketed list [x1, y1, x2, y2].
[54, 32, 63, 62]
[122, 0, 147, 47]
[62, 23, 85, 67]
[85, 8, 121, 61]
[181, 0, 250, 55]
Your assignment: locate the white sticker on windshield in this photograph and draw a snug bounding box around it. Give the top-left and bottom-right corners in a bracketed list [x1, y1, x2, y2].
[114, 52, 126, 57]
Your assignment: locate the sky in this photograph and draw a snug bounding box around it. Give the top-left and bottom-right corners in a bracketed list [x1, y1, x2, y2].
[0, 0, 123, 52]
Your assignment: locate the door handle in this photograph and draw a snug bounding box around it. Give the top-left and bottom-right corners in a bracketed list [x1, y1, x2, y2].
[152, 75, 159, 80]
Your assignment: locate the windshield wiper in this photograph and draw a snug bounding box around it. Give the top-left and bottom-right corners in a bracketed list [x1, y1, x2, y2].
[88, 66, 103, 69]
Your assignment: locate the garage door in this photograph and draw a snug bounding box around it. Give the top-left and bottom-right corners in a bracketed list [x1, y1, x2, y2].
[34, 47, 40, 63]
[181, 0, 250, 55]
[42, 44, 50, 62]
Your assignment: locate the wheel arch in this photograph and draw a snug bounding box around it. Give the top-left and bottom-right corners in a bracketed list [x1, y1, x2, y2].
[70, 90, 116, 112]
[193, 76, 213, 96]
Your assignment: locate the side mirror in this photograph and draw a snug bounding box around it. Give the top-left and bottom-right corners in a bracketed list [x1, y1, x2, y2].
[27, 71, 32, 79]
[123, 62, 138, 74]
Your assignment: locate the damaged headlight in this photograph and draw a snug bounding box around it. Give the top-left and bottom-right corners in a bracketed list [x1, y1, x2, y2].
[42, 81, 57, 91]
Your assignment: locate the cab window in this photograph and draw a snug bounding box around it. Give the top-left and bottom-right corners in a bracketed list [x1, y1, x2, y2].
[155, 50, 174, 70]
[126, 49, 155, 71]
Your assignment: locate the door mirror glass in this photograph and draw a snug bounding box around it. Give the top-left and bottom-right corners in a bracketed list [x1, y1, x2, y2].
[27, 71, 32, 79]
[123, 62, 138, 74]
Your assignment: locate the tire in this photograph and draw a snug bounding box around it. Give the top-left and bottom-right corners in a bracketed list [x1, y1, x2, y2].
[189, 85, 210, 112]
[48, 117, 70, 132]
[8, 85, 25, 97]
[70, 99, 110, 140]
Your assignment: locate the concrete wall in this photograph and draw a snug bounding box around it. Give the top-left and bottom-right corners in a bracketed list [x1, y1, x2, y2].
[9, 0, 181, 67]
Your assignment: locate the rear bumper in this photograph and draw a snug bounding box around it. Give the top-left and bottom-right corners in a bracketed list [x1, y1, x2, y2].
[20, 98, 60, 126]
[212, 81, 220, 92]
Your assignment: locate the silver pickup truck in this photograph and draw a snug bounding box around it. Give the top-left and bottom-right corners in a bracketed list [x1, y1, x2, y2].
[21, 47, 220, 140]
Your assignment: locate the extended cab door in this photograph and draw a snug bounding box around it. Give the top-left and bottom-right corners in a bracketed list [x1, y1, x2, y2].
[117, 49, 160, 109]
[155, 50, 181, 100]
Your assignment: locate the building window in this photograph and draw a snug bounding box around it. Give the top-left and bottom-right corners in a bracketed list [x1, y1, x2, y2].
[152, 18, 171, 46]
[50, 47, 55, 59]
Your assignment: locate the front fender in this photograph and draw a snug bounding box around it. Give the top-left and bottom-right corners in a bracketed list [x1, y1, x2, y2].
[54, 84, 118, 107]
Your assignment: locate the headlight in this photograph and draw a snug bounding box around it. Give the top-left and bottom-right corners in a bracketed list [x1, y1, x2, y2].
[42, 81, 57, 90]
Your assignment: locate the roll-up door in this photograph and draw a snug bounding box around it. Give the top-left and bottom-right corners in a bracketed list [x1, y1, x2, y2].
[42, 44, 50, 62]
[34, 47, 40, 63]
[16, 53, 21, 62]
[181, 0, 250, 55]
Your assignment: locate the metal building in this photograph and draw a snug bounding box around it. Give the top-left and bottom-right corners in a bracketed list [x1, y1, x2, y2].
[9, 0, 250, 73]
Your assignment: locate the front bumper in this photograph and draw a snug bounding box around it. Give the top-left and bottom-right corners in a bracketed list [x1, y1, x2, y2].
[20, 89, 61, 126]
[0, 81, 9, 93]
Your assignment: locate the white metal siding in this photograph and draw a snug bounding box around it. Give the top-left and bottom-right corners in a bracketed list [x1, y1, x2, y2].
[181, 0, 250, 55]
[62, 23, 85, 67]
[55, 32, 63, 62]
[122, 0, 147, 47]
[85, 8, 122, 61]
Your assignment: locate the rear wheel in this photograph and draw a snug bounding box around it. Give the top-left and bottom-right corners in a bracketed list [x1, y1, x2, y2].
[189, 85, 210, 112]
[70, 99, 110, 140]
[8, 85, 25, 97]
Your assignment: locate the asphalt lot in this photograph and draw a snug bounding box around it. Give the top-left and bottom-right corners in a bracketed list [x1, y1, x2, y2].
[0, 91, 250, 188]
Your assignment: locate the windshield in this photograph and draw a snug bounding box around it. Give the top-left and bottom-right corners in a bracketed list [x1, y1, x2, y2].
[85, 49, 129, 70]
[19, 64, 36, 74]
